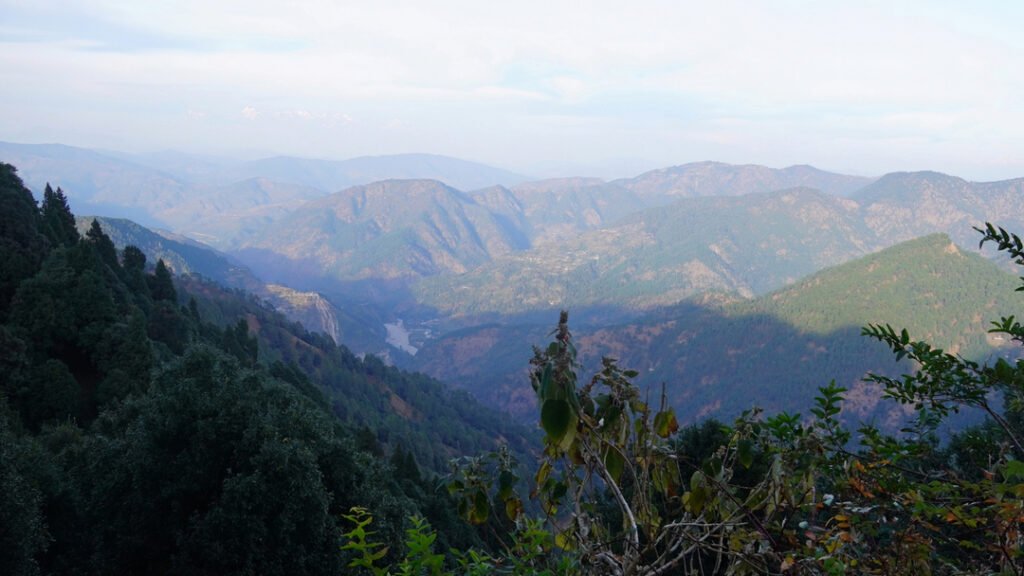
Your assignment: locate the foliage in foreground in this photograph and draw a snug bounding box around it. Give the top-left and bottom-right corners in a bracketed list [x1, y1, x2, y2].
[348, 224, 1024, 575]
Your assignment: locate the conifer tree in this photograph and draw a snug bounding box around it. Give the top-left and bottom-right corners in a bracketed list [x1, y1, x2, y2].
[120, 246, 151, 301]
[149, 259, 177, 302]
[0, 163, 49, 318]
[121, 245, 146, 272]
[40, 184, 78, 248]
[84, 219, 119, 273]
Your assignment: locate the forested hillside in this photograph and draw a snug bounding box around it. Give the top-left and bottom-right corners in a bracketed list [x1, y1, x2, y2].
[0, 163, 529, 574]
[178, 274, 532, 471]
[77, 215, 386, 354]
[410, 234, 1022, 424]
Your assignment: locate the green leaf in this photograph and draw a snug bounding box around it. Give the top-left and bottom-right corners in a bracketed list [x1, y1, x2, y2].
[1005, 459, 1024, 482]
[498, 470, 517, 500]
[535, 460, 552, 488]
[538, 364, 554, 400]
[604, 448, 625, 483]
[687, 485, 708, 515]
[994, 358, 1015, 383]
[653, 467, 667, 494]
[602, 405, 622, 429]
[552, 481, 568, 500]
[541, 398, 574, 442]
[738, 439, 754, 469]
[447, 479, 464, 495]
[653, 409, 679, 438]
[504, 497, 523, 522]
[469, 490, 490, 525]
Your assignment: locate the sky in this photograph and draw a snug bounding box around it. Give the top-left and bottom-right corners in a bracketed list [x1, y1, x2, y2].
[1, 0, 1022, 180]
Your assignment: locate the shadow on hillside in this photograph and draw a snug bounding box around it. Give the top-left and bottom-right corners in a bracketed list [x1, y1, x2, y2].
[407, 302, 1010, 437]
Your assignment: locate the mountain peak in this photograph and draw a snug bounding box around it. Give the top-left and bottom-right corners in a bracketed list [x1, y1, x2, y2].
[877, 170, 964, 184]
[853, 171, 969, 205]
[618, 161, 871, 198]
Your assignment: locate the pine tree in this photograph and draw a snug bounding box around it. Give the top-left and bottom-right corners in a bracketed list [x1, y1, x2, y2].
[355, 425, 384, 457]
[149, 259, 177, 302]
[40, 184, 79, 248]
[0, 163, 49, 318]
[84, 220, 119, 273]
[120, 246, 151, 301]
[121, 245, 146, 272]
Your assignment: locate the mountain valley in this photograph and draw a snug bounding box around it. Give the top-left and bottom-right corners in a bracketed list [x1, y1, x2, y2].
[407, 234, 1022, 426]
[6, 142, 1024, 431]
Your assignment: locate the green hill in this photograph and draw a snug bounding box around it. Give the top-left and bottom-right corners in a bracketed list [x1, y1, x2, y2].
[728, 233, 1018, 357]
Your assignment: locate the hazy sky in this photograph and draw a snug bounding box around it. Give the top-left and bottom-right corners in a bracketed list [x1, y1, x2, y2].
[1, 0, 1022, 179]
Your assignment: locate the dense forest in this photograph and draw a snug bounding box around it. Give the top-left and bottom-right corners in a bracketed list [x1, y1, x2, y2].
[3, 160, 1024, 575]
[0, 163, 517, 574]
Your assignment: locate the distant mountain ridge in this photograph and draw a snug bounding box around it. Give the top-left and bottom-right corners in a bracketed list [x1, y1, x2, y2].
[854, 171, 1024, 248]
[233, 179, 531, 287]
[500, 178, 646, 245]
[10, 144, 1024, 338]
[221, 153, 529, 192]
[230, 163, 885, 303]
[0, 141, 190, 226]
[413, 170, 1024, 317]
[413, 187, 873, 315]
[616, 161, 874, 198]
[0, 141, 531, 247]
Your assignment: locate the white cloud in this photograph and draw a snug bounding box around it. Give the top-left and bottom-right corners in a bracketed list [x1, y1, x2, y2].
[241, 106, 258, 120]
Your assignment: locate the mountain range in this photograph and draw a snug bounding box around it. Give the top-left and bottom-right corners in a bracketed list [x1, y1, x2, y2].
[6, 141, 1024, 431]
[233, 179, 530, 288]
[412, 172, 1024, 317]
[1, 142, 528, 247]
[414, 187, 874, 315]
[614, 161, 873, 199]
